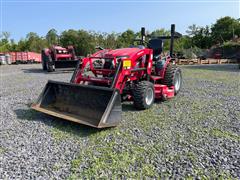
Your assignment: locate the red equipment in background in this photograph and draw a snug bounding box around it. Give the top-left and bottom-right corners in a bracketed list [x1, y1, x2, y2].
[7, 52, 41, 64]
[32, 24, 183, 128]
[41, 45, 79, 72]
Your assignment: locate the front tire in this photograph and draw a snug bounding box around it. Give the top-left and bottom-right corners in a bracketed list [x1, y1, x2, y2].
[70, 60, 81, 83]
[46, 55, 55, 72]
[133, 81, 155, 110]
[42, 60, 47, 70]
[41, 50, 47, 70]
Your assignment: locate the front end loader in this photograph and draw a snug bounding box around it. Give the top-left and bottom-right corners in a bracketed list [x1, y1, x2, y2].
[32, 24, 182, 128]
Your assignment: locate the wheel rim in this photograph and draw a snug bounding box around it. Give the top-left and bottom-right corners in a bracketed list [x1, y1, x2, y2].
[145, 87, 154, 105]
[174, 71, 181, 92]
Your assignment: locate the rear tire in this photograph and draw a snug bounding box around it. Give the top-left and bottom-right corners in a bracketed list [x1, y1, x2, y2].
[162, 63, 182, 95]
[163, 62, 175, 86]
[173, 67, 182, 95]
[133, 81, 155, 110]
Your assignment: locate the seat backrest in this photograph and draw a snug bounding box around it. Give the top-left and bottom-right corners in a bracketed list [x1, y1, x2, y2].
[148, 39, 163, 58]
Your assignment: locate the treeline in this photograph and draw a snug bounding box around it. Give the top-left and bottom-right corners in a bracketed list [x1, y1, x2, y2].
[0, 16, 239, 56]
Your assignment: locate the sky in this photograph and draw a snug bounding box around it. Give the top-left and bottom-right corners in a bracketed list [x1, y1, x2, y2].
[1, 0, 240, 41]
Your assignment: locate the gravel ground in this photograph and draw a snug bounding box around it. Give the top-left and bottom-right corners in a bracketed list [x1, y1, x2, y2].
[0, 64, 239, 179]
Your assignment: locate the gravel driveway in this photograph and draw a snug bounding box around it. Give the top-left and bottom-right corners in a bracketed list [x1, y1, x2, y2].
[0, 64, 239, 179]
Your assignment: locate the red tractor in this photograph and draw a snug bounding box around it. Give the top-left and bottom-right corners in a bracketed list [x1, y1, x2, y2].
[32, 24, 182, 128]
[41, 45, 79, 72]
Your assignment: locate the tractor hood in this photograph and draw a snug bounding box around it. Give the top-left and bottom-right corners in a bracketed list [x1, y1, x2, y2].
[104, 48, 145, 59]
[91, 48, 146, 59]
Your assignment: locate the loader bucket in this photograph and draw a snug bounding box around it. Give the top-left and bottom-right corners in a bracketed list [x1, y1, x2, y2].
[54, 60, 79, 69]
[31, 80, 122, 128]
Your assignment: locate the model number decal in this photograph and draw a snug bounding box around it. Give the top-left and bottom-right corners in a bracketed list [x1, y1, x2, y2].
[123, 60, 131, 68]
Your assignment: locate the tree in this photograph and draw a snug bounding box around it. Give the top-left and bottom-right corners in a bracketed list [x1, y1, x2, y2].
[104, 33, 118, 49]
[60, 29, 96, 56]
[16, 39, 28, 51]
[117, 29, 135, 48]
[2, 16, 239, 54]
[186, 24, 199, 37]
[192, 26, 213, 49]
[25, 32, 47, 52]
[151, 28, 170, 37]
[211, 16, 240, 43]
[0, 32, 11, 52]
[1, 32, 10, 42]
[174, 36, 192, 51]
[94, 32, 106, 48]
[46, 28, 58, 45]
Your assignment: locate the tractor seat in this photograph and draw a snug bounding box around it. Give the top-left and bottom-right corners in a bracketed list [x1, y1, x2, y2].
[148, 39, 163, 61]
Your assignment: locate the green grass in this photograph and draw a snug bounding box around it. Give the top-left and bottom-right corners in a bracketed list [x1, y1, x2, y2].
[50, 121, 97, 142]
[45, 65, 240, 179]
[70, 138, 159, 179]
[0, 147, 6, 154]
[209, 128, 240, 142]
[183, 68, 240, 83]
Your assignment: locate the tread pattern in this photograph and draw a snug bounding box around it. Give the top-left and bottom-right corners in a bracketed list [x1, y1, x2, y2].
[163, 62, 182, 95]
[46, 55, 55, 72]
[163, 63, 175, 87]
[133, 81, 154, 110]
